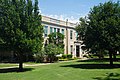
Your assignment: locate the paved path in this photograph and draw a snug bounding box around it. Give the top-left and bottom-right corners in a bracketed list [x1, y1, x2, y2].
[23, 63, 51, 67]
[0, 63, 51, 69]
[0, 58, 89, 69]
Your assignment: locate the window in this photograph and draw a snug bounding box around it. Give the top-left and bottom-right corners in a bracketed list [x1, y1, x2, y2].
[70, 45, 73, 54]
[70, 30, 73, 39]
[50, 27, 53, 33]
[57, 28, 60, 33]
[54, 28, 56, 33]
[61, 29, 64, 35]
[44, 26, 48, 37]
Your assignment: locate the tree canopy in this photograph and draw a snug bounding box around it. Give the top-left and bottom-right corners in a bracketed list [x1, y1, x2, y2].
[0, 0, 43, 71]
[76, 1, 120, 65]
[48, 32, 64, 48]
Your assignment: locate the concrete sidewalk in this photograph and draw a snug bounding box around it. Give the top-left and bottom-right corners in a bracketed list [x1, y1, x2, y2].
[0, 58, 89, 69]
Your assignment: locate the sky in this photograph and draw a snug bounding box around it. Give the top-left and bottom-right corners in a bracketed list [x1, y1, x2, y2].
[39, 0, 118, 23]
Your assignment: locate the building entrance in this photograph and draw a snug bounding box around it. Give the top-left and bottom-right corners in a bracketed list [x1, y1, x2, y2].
[76, 45, 80, 57]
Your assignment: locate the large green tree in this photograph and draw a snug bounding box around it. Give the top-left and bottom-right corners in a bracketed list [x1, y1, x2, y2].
[76, 1, 120, 65]
[0, 0, 43, 71]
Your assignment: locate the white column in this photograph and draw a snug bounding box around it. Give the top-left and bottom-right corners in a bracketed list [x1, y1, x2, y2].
[48, 26, 50, 34]
[79, 45, 82, 58]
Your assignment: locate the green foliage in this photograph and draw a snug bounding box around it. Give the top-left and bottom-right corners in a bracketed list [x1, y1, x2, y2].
[34, 43, 64, 63]
[0, 0, 43, 70]
[45, 44, 64, 62]
[76, 1, 120, 65]
[67, 54, 72, 59]
[45, 44, 59, 55]
[46, 32, 64, 62]
[76, 17, 88, 40]
[62, 54, 67, 59]
[0, 0, 43, 52]
[34, 50, 46, 63]
[62, 54, 72, 59]
[87, 1, 120, 51]
[48, 32, 64, 47]
[45, 43, 64, 55]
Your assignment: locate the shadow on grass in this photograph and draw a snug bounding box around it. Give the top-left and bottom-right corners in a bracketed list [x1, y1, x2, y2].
[0, 68, 34, 73]
[61, 64, 120, 69]
[77, 58, 120, 62]
[94, 73, 120, 80]
[77, 58, 109, 62]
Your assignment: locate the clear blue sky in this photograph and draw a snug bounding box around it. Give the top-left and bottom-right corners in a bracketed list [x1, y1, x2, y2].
[39, 0, 118, 23]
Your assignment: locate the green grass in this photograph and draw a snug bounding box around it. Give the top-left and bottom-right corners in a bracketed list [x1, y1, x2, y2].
[0, 59, 120, 80]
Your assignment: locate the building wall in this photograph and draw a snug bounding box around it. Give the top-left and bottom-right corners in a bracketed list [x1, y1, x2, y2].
[42, 22, 67, 54]
[42, 16, 84, 58]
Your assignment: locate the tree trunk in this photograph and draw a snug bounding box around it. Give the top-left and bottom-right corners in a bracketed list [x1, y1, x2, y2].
[19, 60, 23, 71]
[113, 53, 116, 59]
[98, 50, 104, 59]
[18, 53, 23, 71]
[113, 50, 117, 61]
[109, 50, 113, 65]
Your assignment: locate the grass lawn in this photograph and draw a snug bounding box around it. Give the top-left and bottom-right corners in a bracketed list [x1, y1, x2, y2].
[0, 59, 120, 80]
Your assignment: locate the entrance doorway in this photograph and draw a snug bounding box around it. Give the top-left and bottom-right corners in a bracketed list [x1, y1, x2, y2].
[76, 45, 80, 57]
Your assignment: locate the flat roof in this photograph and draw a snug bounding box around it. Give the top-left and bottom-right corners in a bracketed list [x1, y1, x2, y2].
[42, 15, 77, 28]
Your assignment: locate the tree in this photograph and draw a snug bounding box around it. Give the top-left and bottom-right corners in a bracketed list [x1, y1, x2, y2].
[48, 32, 64, 48]
[0, 0, 43, 71]
[76, 1, 120, 65]
[76, 17, 105, 59]
[76, 17, 88, 41]
[44, 32, 64, 62]
[45, 43, 64, 62]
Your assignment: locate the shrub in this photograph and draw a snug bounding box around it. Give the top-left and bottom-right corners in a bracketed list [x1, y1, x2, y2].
[67, 54, 72, 59]
[62, 54, 72, 59]
[34, 50, 46, 63]
[62, 54, 67, 59]
[45, 44, 61, 63]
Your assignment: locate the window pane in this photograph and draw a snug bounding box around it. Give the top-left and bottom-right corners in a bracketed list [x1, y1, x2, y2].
[57, 28, 60, 33]
[50, 27, 53, 33]
[54, 28, 56, 33]
[61, 29, 64, 35]
[44, 26, 48, 37]
[70, 30, 73, 39]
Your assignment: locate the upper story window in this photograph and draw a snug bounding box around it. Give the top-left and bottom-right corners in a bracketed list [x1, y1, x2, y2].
[70, 30, 73, 39]
[57, 28, 60, 33]
[61, 29, 64, 35]
[44, 26, 48, 37]
[54, 28, 56, 33]
[50, 27, 53, 33]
